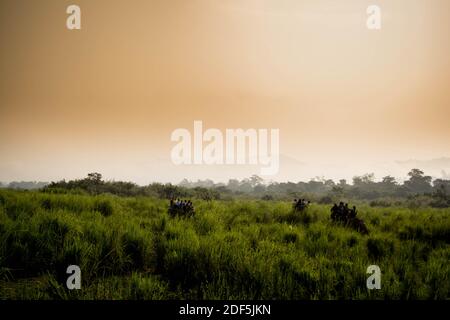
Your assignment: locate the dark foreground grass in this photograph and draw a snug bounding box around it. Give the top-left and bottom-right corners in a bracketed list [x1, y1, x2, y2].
[0, 189, 449, 300]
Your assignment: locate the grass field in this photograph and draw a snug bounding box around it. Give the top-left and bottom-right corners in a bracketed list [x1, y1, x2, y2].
[0, 189, 449, 300]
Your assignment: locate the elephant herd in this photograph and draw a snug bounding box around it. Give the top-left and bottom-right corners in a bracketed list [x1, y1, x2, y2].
[168, 198, 369, 234]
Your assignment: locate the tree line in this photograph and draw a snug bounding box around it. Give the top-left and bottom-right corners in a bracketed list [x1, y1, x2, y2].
[2, 169, 449, 207]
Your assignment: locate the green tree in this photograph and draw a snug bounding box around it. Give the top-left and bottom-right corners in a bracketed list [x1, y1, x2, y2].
[353, 173, 375, 186]
[404, 169, 432, 194]
[87, 172, 103, 183]
[249, 175, 264, 187]
[381, 175, 397, 186]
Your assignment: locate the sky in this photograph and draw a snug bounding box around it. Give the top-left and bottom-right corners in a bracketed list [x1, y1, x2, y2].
[1, 0, 449, 184]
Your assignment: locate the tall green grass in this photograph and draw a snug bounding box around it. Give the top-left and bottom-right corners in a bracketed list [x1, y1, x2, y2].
[0, 189, 448, 300]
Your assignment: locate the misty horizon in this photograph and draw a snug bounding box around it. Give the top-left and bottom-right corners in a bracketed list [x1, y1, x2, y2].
[1, 157, 449, 186]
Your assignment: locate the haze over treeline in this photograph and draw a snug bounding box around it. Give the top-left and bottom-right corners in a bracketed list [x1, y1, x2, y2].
[4, 169, 449, 208]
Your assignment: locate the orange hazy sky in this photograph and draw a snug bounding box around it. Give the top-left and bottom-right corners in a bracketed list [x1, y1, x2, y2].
[1, 0, 449, 184]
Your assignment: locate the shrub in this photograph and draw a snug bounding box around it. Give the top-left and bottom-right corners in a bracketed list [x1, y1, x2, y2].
[129, 273, 170, 300]
[93, 199, 114, 217]
[367, 237, 395, 260]
[122, 229, 152, 270]
[318, 195, 333, 204]
[283, 232, 298, 244]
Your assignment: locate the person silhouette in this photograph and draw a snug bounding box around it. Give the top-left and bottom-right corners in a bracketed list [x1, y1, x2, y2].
[350, 206, 357, 219]
[331, 203, 339, 221]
